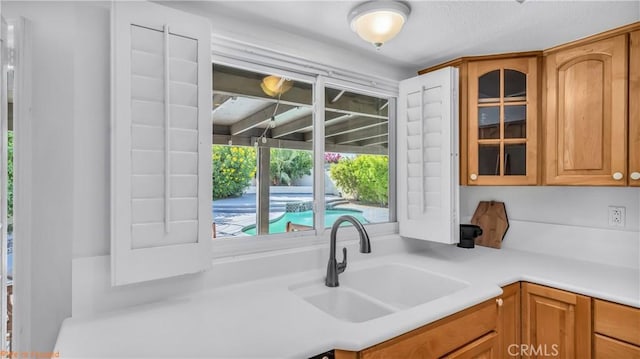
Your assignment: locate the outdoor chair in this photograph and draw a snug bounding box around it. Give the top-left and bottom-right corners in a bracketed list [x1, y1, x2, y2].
[285, 221, 313, 232]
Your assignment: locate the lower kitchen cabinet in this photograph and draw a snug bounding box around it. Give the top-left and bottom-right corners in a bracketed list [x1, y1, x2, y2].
[498, 283, 521, 359]
[442, 331, 499, 359]
[594, 334, 640, 358]
[335, 297, 499, 359]
[521, 282, 591, 359]
[335, 283, 640, 359]
[593, 298, 640, 358]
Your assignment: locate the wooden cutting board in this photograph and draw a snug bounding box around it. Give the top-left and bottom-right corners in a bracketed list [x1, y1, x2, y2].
[471, 201, 509, 249]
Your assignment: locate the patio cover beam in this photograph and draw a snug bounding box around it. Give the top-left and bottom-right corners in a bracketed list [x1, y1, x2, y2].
[271, 115, 312, 139]
[271, 112, 344, 139]
[213, 70, 387, 120]
[324, 117, 388, 138]
[213, 70, 312, 107]
[243, 136, 387, 156]
[331, 124, 388, 144]
[359, 135, 389, 147]
[230, 103, 296, 136]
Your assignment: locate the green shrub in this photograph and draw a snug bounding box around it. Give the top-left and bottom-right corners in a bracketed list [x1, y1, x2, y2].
[269, 149, 313, 186]
[212, 145, 256, 199]
[330, 155, 388, 205]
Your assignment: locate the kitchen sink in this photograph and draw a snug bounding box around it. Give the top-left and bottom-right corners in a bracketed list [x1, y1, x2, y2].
[290, 282, 394, 322]
[290, 264, 469, 322]
[340, 264, 469, 309]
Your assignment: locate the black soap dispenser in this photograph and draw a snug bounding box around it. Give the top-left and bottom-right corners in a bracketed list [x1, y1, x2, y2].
[458, 224, 483, 249]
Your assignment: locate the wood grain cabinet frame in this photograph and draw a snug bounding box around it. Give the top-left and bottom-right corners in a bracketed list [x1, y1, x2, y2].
[629, 30, 640, 186]
[543, 34, 628, 186]
[467, 57, 540, 185]
[498, 283, 521, 359]
[521, 282, 591, 359]
[419, 22, 640, 187]
[593, 298, 640, 359]
[335, 298, 499, 359]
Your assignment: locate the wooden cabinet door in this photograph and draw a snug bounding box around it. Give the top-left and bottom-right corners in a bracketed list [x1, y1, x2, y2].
[467, 57, 539, 185]
[442, 332, 499, 359]
[521, 283, 591, 359]
[594, 334, 640, 359]
[498, 283, 521, 359]
[359, 299, 498, 359]
[544, 35, 628, 185]
[630, 30, 640, 186]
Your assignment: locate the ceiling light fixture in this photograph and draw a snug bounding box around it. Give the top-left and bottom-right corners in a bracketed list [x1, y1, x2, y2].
[261, 75, 293, 97]
[348, 0, 411, 49]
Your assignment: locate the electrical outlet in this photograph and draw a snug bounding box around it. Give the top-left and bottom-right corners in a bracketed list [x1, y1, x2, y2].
[608, 206, 626, 227]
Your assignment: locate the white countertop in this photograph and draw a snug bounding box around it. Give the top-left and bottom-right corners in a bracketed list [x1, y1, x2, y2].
[54, 243, 640, 359]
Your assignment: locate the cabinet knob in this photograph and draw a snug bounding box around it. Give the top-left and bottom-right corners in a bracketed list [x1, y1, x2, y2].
[612, 172, 624, 181]
[496, 298, 504, 307]
[631, 172, 640, 181]
[470, 173, 478, 181]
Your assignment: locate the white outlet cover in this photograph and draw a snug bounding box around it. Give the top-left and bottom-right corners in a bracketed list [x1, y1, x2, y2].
[608, 206, 626, 227]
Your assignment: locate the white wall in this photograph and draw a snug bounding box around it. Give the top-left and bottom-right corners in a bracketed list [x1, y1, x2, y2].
[460, 186, 640, 268]
[4, 1, 88, 352]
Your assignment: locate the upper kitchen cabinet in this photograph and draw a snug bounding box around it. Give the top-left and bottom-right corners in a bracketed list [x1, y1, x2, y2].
[544, 34, 628, 186]
[630, 30, 640, 186]
[467, 57, 540, 185]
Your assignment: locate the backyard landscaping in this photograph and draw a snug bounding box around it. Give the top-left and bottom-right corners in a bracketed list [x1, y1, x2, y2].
[212, 147, 389, 237]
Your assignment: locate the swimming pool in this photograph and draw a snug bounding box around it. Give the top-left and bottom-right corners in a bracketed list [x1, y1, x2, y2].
[242, 209, 368, 235]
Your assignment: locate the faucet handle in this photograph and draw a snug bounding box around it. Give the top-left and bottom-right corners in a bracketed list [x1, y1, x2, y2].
[337, 247, 347, 274]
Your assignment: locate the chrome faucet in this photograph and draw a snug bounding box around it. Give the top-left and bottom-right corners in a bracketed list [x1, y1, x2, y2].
[325, 215, 371, 287]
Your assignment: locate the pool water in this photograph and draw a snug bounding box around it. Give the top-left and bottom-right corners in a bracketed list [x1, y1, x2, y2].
[242, 209, 368, 235]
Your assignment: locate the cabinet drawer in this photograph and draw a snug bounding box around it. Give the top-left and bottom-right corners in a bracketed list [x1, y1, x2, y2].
[360, 299, 498, 359]
[594, 334, 640, 358]
[594, 299, 640, 346]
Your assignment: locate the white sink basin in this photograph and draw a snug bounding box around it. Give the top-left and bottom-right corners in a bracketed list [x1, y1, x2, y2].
[290, 282, 394, 323]
[290, 264, 469, 322]
[340, 264, 469, 309]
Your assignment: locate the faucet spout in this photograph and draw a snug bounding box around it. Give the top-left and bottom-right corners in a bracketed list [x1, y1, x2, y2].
[326, 215, 371, 287]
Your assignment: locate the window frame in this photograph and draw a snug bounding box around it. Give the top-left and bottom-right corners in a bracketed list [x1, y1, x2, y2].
[210, 46, 398, 258]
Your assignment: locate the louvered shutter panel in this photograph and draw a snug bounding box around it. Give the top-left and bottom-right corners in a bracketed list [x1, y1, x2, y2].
[397, 67, 460, 244]
[112, 2, 212, 285]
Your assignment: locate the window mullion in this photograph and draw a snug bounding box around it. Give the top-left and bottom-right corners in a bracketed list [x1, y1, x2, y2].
[313, 76, 326, 236]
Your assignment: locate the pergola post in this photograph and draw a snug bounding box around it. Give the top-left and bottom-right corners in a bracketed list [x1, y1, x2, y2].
[256, 146, 271, 235]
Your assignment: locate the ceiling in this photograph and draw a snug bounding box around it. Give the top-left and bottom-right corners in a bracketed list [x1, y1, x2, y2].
[165, 0, 639, 73]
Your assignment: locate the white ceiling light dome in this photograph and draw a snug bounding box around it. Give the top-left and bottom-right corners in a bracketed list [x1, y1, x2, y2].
[348, 1, 411, 49]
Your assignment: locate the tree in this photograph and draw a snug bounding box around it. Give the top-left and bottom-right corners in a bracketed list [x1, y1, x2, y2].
[212, 145, 256, 199]
[269, 149, 312, 186]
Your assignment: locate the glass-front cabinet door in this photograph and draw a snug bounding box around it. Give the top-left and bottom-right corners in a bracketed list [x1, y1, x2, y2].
[467, 57, 539, 185]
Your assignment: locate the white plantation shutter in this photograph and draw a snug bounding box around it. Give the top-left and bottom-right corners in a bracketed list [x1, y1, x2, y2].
[397, 67, 459, 244]
[111, 2, 212, 285]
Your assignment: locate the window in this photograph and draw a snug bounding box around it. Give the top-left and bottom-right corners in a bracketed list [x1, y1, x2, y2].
[212, 65, 395, 244]
[212, 65, 314, 238]
[323, 86, 390, 226]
